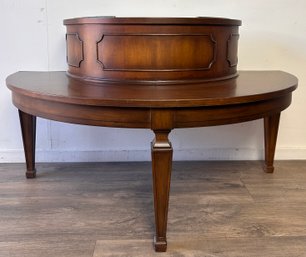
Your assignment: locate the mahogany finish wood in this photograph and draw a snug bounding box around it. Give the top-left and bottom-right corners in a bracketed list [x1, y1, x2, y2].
[151, 110, 174, 251]
[264, 113, 281, 173]
[18, 110, 36, 178]
[6, 71, 297, 252]
[64, 17, 241, 84]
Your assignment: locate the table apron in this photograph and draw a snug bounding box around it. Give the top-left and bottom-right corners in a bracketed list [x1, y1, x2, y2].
[12, 92, 291, 129]
[173, 94, 292, 127]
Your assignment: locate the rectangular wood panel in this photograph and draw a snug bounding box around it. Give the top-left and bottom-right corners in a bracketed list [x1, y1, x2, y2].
[97, 34, 216, 71]
[66, 33, 84, 67]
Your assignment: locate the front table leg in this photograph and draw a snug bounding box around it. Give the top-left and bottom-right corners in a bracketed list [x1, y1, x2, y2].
[264, 112, 280, 173]
[18, 110, 37, 178]
[151, 130, 173, 252]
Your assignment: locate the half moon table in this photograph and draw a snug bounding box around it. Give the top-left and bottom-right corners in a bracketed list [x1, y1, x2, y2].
[6, 70, 297, 252]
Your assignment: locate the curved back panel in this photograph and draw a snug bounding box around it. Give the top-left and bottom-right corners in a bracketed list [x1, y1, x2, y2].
[64, 17, 241, 84]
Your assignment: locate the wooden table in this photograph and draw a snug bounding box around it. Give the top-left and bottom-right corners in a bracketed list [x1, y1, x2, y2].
[6, 70, 297, 251]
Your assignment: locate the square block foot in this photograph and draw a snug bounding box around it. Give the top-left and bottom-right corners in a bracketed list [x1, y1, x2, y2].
[264, 165, 274, 173]
[154, 236, 167, 252]
[26, 170, 36, 179]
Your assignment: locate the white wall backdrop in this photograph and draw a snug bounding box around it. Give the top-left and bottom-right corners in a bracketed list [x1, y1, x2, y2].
[0, 0, 305, 162]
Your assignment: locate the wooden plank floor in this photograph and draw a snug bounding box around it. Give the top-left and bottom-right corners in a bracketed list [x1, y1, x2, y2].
[0, 161, 306, 256]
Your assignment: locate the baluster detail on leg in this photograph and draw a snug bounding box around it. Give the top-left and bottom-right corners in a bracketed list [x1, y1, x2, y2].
[151, 129, 172, 252]
[150, 109, 174, 252]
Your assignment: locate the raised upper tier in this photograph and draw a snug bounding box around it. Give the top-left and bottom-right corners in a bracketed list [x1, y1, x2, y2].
[64, 17, 241, 84]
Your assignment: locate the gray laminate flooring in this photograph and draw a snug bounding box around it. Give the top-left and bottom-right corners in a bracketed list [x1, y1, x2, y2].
[1, 161, 306, 257]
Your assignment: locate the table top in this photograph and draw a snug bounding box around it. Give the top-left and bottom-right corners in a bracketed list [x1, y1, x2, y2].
[6, 71, 297, 108]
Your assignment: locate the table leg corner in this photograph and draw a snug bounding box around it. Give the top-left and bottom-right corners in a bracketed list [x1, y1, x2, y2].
[153, 236, 167, 252]
[26, 169, 37, 178]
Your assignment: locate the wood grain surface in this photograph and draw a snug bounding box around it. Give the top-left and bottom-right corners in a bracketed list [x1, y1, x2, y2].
[1, 161, 306, 256]
[64, 17, 241, 83]
[6, 71, 297, 107]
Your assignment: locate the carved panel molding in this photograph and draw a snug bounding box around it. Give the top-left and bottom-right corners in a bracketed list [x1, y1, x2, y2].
[66, 33, 84, 68]
[227, 34, 239, 67]
[97, 34, 216, 72]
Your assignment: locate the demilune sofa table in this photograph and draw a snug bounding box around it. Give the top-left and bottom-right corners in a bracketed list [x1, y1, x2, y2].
[6, 17, 298, 252]
[6, 70, 297, 251]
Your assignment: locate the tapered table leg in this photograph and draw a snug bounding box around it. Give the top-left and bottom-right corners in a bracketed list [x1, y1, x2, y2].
[263, 113, 280, 173]
[19, 110, 37, 178]
[151, 129, 173, 252]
